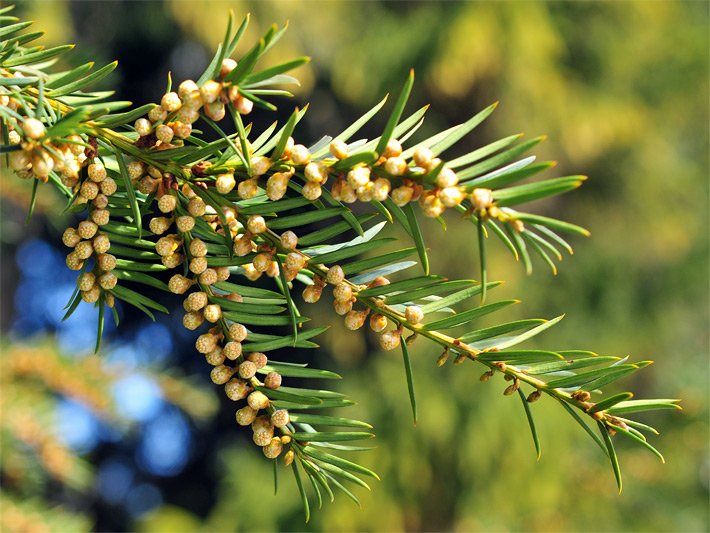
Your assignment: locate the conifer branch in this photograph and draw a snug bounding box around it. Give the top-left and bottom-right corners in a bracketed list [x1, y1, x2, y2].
[0, 6, 680, 517]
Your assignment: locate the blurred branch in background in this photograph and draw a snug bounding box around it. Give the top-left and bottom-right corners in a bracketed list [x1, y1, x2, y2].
[2, 0, 707, 531]
[0, 338, 218, 531]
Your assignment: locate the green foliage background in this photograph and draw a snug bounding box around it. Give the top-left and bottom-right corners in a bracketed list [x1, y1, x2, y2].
[9, 1, 709, 531]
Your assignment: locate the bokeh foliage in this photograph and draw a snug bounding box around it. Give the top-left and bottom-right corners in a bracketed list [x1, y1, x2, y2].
[2, 1, 707, 531]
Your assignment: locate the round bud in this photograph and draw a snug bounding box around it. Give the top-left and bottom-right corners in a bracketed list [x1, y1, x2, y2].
[176, 215, 195, 233]
[435, 167, 458, 188]
[247, 391, 270, 411]
[91, 208, 111, 226]
[215, 173, 236, 194]
[196, 333, 218, 355]
[93, 234, 111, 254]
[185, 291, 208, 311]
[420, 193, 445, 218]
[202, 348, 223, 366]
[148, 106, 167, 123]
[74, 241, 94, 260]
[158, 194, 177, 213]
[304, 162, 326, 183]
[179, 101, 201, 119]
[284, 252, 306, 271]
[289, 144, 310, 165]
[78, 272, 96, 292]
[383, 138, 403, 159]
[264, 372, 282, 390]
[302, 182, 322, 201]
[236, 406, 258, 426]
[347, 166, 371, 189]
[250, 156, 272, 176]
[99, 177, 118, 197]
[146, 164, 162, 179]
[384, 156, 408, 176]
[168, 274, 193, 294]
[263, 437, 283, 459]
[178, 79, 200, 99]
[252, 252, 271, 273]
[470, 188, 493, 211]
[525, 390, 545, 405]
[247, 352, 268, 368]
[162, 253, 184, 269]
[302, 284, 323, 303]
[228, 323, 248, 342]
[155, 235, 180, 257]
[9, 150, 31, 171]
[266, 172, 289, 200]
[203, 304, 222, 323]
[247, 215, 266, 234]
[222, 341, 242, 361]
[234, 95, 253, 115]
[513, 218, 526, 234]
[404, 305, 424, 324]
[155, 124, 174, 144]
[238, 360, 257, 380]
[334, 299, 353, 316]
[189, 257, 208, 275]
[127, 161, 145, 181]
[332, 283, 353, 302]
[171, 121, 192, 139]
[356, 182, 374, 202]
[270, 409, 290, 428]
[253, 429, 273, 447]
[220, 58, 237, 78]
[62, 228, 81, 248]
[81, 286, 101, 303]
[413, 146, 433, 167]
[96, 253, 117, 272]
[391, 185, 414, 206]
[344, 309, 368, 330]
[372, 177, 391, 202]
[204, 101, 225, 121]
[87, 163, 107, 183]
[189, 238, 208, 257]
[329, 139, 348, 159]
[237, 178, 259, 199]
[161, 91, 182, 113]
[200, 80, 222, 104]
[370, 313, 388, 332]
[65, 251, 84, 271]
[137, 176, 158, 195]
[149, 217, 172, 235]
[283, 449, 295, 466]
[98, 272, 118, 290]
[199, 268, 218, 286]
[379, 329, 401, 351]
[265, 261, 279, 278]
[326, 265, 345, 285]
[440, 187, 464, 207]
[183, 311, 205, 331]
[134, 118, 152, 136]
[22, 117, 45, 140]
[280, 231, 298, 251]
[225, 378, 251, 401]
[187, 197, 206, 217]
[211, 364, 235, 385]
[80, 181, 99, 200]
[216, 266, 230, 281]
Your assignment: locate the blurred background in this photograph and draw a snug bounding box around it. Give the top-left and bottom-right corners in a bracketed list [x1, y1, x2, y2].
[1, 1, 708, 531]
